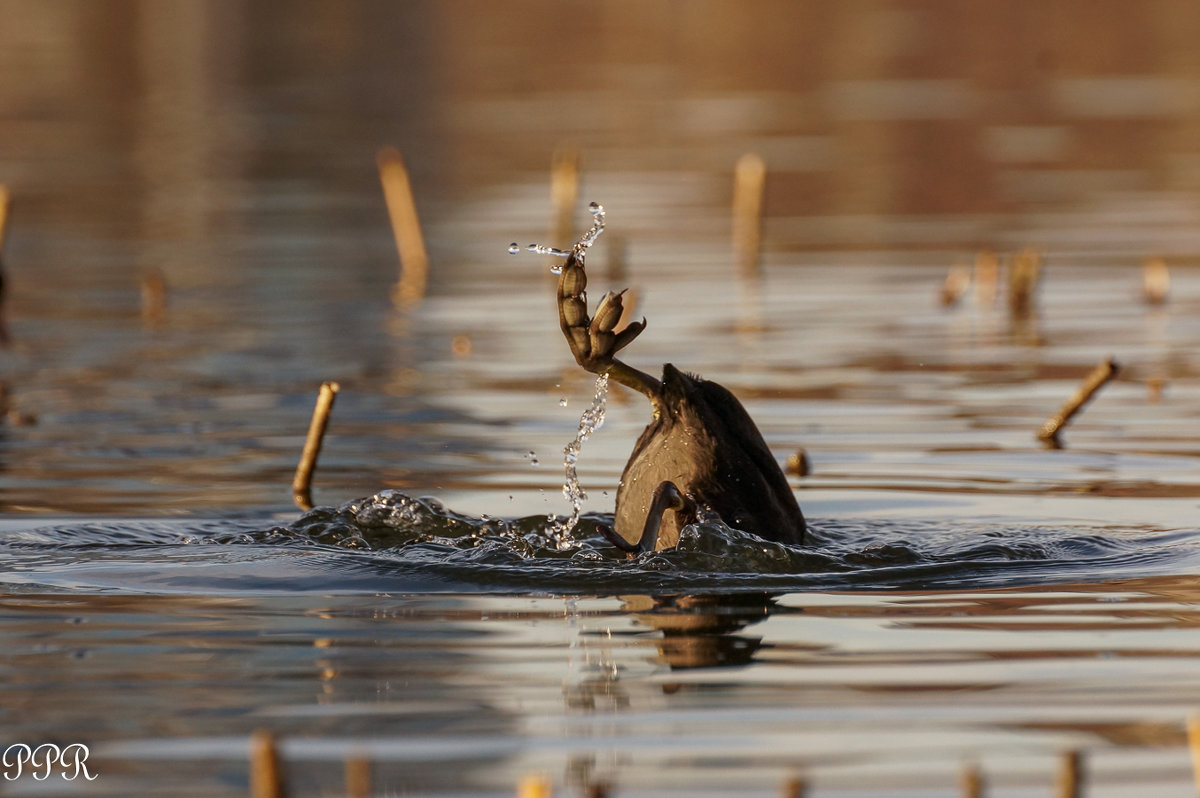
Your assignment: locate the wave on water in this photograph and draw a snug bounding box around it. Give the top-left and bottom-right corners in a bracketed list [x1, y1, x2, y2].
[0, 490, 1198, 595]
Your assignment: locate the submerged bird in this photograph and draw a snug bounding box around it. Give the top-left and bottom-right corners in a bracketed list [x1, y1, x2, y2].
[552, 235, 806, 554]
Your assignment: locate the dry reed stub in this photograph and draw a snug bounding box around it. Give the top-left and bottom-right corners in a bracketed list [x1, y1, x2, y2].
[517, 772, 552, 798]
[1142, 256, 1170, 304]
[292, 381, 340, 511]
[140, 268, 167, 327]
[583, 783, 609, 798]
[940, 264, 971, 306]
[973, 250, 1000, 307]
[960, 763, 984, 798]
[344, 756, 371, 798]
[0, 184, 11, 345]
[1037, 358, 1120, 445]
[1147, 376, 1165, 403]
[1187, 714, 1200, 797]
[1055, 749, 1083, 798]
[732, 152, 766, 278]
[550, 145, 581, 247]
[0, 183, 10, 252]
[377, 147, 429, 307]
[1008, 247, 1042, 316]
[780, 775, 808, 797]
[786, 449, 811, 477]
[249, 731, 286, 798]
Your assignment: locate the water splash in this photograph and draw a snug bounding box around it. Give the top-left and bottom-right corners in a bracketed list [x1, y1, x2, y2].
[575, 202, 606, 250]
[508, 203, 612, 549]
[510, 201, 607, 273]
[548, 373, 609, 550]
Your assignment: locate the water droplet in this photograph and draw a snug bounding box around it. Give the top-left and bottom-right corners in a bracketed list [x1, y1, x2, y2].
[526, 243, 538, 252]
[588, 202, 603, 216]
[549, 265, 563, 275]
[508, 243, 520, 255]
[558, 397, 568, 407]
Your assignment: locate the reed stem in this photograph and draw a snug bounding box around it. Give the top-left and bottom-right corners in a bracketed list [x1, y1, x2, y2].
[780, 775, 808, 797]
[940, 265, 971, 306]
[1143, 256, 1170, 304]
[733, 153, 766, 278]
[0, 184, 10, 345]
[550, 145, 580, 247]
[345, 756, 371, 798]
[961, 763, 984, 798]
[1055, 750, 1083, 798]
[1037, 358, 1119, 445]
[517, 772, 552, 798]
[973, 250, 999, 307]
[292, 381, 340, 511]
[1008, 248, 1042, 316]
[249, 731, 285, 798]
[377, 147, 429, 307]
[0, 184, 10, 254]
[1187, 714, 1200, 798]
[141, 268, 167, 328]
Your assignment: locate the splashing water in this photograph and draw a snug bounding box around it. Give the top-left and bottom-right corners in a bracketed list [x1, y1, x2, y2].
[510, 203, 611, 549]
[560, 374, 608, 533]
[507, 202, 607, 274]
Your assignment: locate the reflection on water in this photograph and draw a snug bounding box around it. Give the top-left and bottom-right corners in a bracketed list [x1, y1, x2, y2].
[3, 2, 1200, 795]
[5, 583, 1200, 796]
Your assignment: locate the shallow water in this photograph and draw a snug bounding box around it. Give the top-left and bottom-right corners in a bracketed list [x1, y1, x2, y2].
[4, 2, 1200, 796]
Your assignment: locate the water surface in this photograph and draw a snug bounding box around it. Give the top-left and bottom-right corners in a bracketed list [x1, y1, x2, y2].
[3, 2, 1200, 796]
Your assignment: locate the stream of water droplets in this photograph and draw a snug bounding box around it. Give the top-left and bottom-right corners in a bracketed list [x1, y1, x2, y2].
[512, 203, 611, 548]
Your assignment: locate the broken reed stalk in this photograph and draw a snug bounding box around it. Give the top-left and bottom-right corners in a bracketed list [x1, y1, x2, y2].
[1008, 248, 1042, 316]
[786, 448, 811, 477]
[377, 147, 429, 307]
[0, 184, 10, 345]
[1188, 714, 1200, 797]
[0, 184, 10, 254]
[550, 145, 581, 246]
[973, 250, 999, 307]
[140, 268, 167, 328]
[960, 763, 984, 798]
[249, 731, 286, 798]
[517, 772, 552, 798]
[292, 381, 340, 511]
[1143, 256, 1170, 304]
[344, 756, 371, 798]
[940, 264, 971, 306]
[780, 775, 808, 797]
[732, 152, 766, 278]
[1055, 750, 1083, 798]
[1037, 358, 1119, 444]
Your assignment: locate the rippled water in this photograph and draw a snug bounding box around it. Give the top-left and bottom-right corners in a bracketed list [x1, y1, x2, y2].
[4, 492, 1199, 597]
[5, 2, 1200, 796]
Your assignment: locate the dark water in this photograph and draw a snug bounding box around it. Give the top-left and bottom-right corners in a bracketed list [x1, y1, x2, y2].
[4, 2, 1200, 796]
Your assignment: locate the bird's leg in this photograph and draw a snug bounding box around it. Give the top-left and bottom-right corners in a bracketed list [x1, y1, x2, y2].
[556, 251, 662, 409]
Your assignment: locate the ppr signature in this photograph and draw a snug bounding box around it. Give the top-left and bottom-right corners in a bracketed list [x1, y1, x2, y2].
[3, 743, 96, 781]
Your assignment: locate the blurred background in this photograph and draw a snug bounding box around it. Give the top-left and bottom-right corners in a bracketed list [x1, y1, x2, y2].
[2, 0, 1199, 516]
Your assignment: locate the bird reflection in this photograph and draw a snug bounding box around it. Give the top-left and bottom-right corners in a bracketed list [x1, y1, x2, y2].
[621, 592, 775, 670]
